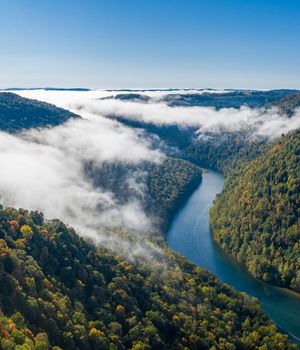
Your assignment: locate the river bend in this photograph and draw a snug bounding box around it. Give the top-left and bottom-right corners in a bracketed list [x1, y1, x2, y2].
[167, 171, 300, 344]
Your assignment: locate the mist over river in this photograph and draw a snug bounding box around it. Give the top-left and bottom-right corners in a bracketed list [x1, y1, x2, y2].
[167, 171, 300, 345]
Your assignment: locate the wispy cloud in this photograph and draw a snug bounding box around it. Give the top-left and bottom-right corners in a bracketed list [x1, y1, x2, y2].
[70, 96, 300, 139]
[18, 89, 300, 140]
[0, 105, 162, 246]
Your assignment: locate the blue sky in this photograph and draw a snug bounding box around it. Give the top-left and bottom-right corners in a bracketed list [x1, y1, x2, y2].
[0, 0, 300, 89]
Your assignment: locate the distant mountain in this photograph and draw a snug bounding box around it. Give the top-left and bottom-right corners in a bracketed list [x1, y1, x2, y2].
[161, 90, 300, 109]
[100, 93, 151, 103]
[0, 92, 80, 132]
[2, 87, 90, 91]
[101, 89, 300, 109]
[113, 93, 151, 102]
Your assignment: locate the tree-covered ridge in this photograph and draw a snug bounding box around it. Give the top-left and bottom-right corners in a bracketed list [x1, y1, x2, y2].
[271, 93, 300, 117]
[102, 89, 299, 109]
[145, 158, 202, 228]
[161, 90, 299, 108]
[210, 130, 300, 292]
[0, 93, 79, 132]
[0, 207, 297, 349]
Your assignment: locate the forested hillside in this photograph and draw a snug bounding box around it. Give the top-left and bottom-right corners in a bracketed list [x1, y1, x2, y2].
[210, 130, 300, 292]
[145, 158, 202, 228]
[271, 93, 300, 116]
[0, 206, 297, 349]
[0, 93, 79, 132]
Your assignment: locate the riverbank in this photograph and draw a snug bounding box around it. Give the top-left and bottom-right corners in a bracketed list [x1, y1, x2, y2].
[167, 170, 300, 346]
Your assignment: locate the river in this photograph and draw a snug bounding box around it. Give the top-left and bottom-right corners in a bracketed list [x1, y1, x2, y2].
[167, 170, 300, 345]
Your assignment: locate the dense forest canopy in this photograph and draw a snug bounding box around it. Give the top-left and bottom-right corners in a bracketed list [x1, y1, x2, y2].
[0, 206, 297, 349]
[210, 130, 300, 292]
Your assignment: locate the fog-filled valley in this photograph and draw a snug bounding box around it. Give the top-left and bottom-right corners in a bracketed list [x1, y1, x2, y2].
[0, 88, 299, 349]
[1, 88, 300, 261]
[1, 88, 299, 266]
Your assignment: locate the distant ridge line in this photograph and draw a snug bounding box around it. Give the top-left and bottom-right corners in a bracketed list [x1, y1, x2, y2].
[1, 87, 91, 91]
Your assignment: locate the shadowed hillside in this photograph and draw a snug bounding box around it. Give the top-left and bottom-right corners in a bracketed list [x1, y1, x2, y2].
[0, 92, 80, 132]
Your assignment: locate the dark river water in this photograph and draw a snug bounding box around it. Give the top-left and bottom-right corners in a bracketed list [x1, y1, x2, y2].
[167, 170, 300, 345]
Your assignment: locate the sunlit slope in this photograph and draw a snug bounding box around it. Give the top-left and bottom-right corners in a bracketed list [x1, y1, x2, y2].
[0, 206, 297, 349]
[211, 130, 300, 292]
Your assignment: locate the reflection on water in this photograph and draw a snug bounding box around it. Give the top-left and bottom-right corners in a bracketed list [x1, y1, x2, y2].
[167, 171, 300, 344]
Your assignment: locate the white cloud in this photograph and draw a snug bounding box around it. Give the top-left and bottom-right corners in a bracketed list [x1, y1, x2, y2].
[0, 106, 162, 245]
[17, 88, 300, 142]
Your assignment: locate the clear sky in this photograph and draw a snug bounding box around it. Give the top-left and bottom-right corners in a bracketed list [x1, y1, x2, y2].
[1, 0, 300, 89]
